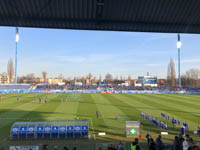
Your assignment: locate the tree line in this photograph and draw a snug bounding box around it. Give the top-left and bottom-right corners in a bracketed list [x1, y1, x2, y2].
[4, 57, 200, 88]
[167, 58, 200, 88]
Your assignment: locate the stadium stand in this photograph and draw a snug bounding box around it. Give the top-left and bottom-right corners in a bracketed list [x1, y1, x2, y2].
[0, 84, 31, 90]
[35, 84, 65, 90]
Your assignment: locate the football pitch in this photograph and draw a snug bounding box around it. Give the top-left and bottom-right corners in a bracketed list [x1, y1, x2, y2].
[0, 93, 200, 148]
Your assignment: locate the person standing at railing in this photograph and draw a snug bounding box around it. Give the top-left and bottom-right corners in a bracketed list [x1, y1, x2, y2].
[156, 135, 164, 150]
[131, 138, 140, 150]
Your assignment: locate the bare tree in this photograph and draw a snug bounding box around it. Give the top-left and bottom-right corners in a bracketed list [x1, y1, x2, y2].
[182, 68, 200, 87]
[105, 73, 113, 81]
[18, 76, 26, 84]
[26, 73, 35, 83]
[128, 75, 132, 81]
[27, 73, 35, 79]
[167, 58, 176, 87]
[104, 73, 112, 86]
[99, 74, 102, 81]
[18, 73, 35, 83]
[114, 76, 119, 80]
[88, 73, 92, 85]
[88, 73, 92, 80]
[42, 72, 47, 83]
[7, 57, 14, 83]
[181, 74, 187, 87]
[58, 74, 64, 79]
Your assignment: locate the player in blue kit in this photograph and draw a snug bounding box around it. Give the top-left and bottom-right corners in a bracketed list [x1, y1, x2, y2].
[17, 96, 20, 103]
[197, 125, 200, 136]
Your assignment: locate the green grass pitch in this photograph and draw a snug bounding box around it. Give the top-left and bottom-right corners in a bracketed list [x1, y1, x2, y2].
[0, 93, 200, 149]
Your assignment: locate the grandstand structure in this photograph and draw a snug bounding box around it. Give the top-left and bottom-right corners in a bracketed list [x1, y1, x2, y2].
[0, 1, 200, 149]
[0, 0, 200, 34]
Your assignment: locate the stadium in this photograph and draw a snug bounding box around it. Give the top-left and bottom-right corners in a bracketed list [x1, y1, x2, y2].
[0, 1, 200, 150]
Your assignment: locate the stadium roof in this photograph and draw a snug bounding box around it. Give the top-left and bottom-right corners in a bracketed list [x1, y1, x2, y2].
[1, 0, 200, 34]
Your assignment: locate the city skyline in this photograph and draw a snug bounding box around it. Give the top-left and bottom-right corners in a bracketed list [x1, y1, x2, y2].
[0, 27, 200, 79]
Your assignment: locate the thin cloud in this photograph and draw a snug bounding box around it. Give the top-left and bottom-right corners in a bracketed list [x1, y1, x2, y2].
[150, 50, 169, 54]
[56, 53, 132, 64]
[182, 58, 200, 63]
[146, 63, 164, 67]
[57, 56, 87, 63]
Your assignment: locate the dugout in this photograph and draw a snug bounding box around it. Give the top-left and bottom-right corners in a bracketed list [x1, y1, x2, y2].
[10, 120, 89, 140]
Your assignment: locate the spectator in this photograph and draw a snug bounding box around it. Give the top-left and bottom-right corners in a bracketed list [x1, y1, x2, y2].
[63, 146, 69, 150]
[198, 141, 200, 149]
[185, 134, 190, 142]
[42, 145, 48, 150]
[118, 141, 125, 150]
[54, 145, 58, 150]
[146, 133, 151, 148]
[98, 147, 102, 150]
[173, 136, 179, 150]
[191, 145, 199, 150]
[156, 135, 164, 150]
[131, 138, 140, 150]
[108, 144, 117, 150]
[188, 138, 195, 150]
[197, 126, 200, 136]
[178, 134, 184, 150]
[107, 145, 111, 150]
[73, 147, 77, 150]
[183, 136, 189, 150]
[149, 138, 156, 150]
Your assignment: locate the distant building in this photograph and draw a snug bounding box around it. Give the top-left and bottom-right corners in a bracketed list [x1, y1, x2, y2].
[85, 78, 90, 85]
[119, 80, 132, 86]
[34, 78, 43, 83]
[21, 77, 64, 84]
[137, 75, 157, 87]
[91, 77, 97, 86]
[0, 73, 9, 84]
[47, 78, 63, 84]
[74, 81, 83, 86]
[157, 79, 167, 86]
[121, 82, 129, 86]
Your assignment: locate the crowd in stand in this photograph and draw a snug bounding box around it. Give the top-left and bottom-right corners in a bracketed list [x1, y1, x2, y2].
[36, 84, 65, 90]
[66, 85, 98, 90]
[34, 84, 200, 92]
[1, 82, 200, 92]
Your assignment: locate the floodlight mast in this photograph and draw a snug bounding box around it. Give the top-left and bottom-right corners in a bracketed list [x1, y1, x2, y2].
[14, 27, 19, 84]
[177, 34, 181, 89]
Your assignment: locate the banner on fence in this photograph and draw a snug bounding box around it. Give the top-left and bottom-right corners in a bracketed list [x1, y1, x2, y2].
[10, 146, 39, 150]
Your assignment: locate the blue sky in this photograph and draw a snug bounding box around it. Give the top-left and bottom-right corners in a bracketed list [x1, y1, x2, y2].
[0, 27, 200, 79]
